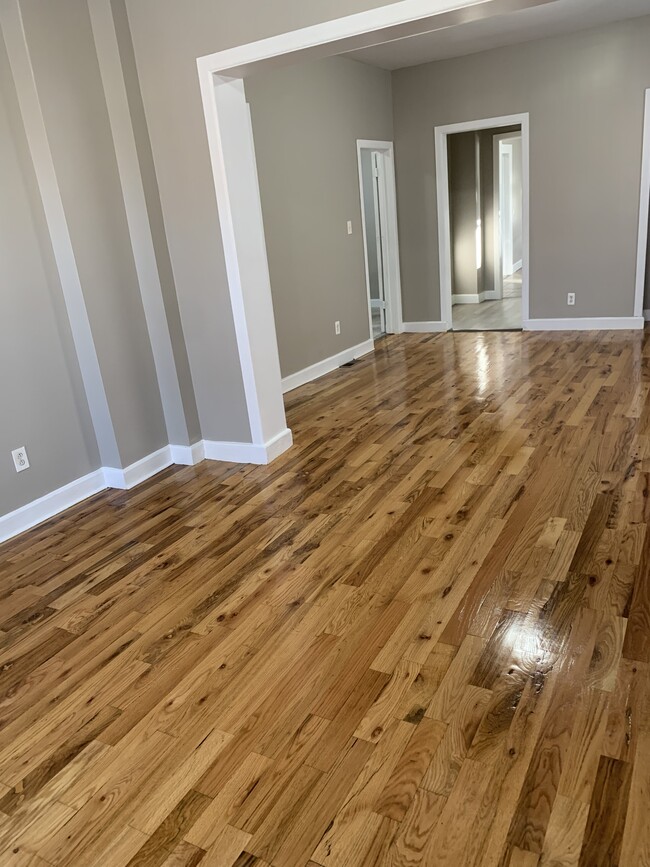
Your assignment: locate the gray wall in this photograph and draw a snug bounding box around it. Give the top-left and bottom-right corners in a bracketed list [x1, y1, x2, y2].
[393, 16, 650, 322]
[246, 56, 393, 377]
[0, 32, 99, 515]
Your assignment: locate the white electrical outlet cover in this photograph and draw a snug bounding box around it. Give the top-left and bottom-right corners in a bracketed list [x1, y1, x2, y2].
[12, 446, 30, 472]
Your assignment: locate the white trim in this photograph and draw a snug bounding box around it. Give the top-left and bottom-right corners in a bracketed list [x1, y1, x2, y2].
[203, 428, 293, 465]
[0, 470, 107, 544]
[634, 89, 650, 319]
[170, 441, 206, 466]
[0, 432, 294, 545]
[524, 317, 644, 332]
[0, 0, 121, 468]
[196, 1, 538, 78]
[196, 2, 550, 473]
[512, 259, 523, 272]
[435, 113, 529, 330]
[452, 292, 488, 305]
[402, 321, 450, 333]
[88, 0, 190, 446]
[103, 446, 173, 490]
[282, 339, 375, 394]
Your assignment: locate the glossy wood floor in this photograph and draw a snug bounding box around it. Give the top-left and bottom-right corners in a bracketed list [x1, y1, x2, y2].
[1, 330, 650, 867]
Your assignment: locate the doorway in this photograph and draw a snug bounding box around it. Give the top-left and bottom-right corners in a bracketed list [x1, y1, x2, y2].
[445, 124, 523, 330]
[357, 140, 403, 339]
[434, 114, 530, 332]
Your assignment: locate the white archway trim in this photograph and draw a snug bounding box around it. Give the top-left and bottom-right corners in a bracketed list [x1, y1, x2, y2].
[196, 1, 555, 459]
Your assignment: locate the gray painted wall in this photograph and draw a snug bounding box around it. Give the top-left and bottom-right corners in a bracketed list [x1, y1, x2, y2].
[0, 32, 100, 516]
[393, 16, 650, 322]
[20, 0, 168, 466]
[246, 56, 393, 377]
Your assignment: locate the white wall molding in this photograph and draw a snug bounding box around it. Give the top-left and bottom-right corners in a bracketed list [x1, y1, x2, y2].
[0, 431, 293, 545]
[452, 292, 488, 305]
[196, 2, 552, 473]
[402, 321, 450, 333]
[524, 317, 645, 331]
[102, 446, 173, 490]
[635, 89, 650, 319]
[512, 259, 523, 272]
[203, 428, 293, 465]
[0, 0, 121, 467]
[282, 339, 374, 394]
[170, 441, 206, 466]
[0, 470, 107, 544]
[88, 0, 190, 447]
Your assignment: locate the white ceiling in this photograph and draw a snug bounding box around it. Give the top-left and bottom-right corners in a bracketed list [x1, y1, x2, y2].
[344, 0, 650, 69]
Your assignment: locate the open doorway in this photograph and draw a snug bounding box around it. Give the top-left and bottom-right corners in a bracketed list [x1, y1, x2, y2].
[435, 114, 529, 332]
[357, 140, 403, 338]
[446, 124, 523, 330]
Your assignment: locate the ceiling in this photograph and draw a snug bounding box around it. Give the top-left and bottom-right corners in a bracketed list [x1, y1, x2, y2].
[344, 0, 650, 69]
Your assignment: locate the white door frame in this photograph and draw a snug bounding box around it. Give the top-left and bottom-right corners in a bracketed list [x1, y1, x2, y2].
[435, 113, 530, 330]
[357, 140, 403, 337]
[635, 88, 650, 320]
[492, 131, 521, 299]
[196, 2, 555, 458]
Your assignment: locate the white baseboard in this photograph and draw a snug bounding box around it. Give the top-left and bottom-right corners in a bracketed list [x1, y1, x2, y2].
[402, 321, 450, 333]
[524, 317, 644, 332]
[483, 290, 501, 301]
[203, 427, 293, 465]
[452, 292, 487, 305]
[282, 339, 374, 394]
[103, 445, 173, 490]
[0, 430, 294, 546]
[0, 469, 107, 544]
[170, 441, 205, 466]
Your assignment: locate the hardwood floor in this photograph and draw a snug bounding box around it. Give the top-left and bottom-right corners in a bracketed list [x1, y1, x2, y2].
[1, 330, 649, 866]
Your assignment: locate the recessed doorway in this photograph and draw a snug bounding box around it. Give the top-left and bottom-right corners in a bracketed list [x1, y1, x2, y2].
[435, 113, 530, 332]
[357, 140, 403, 339]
